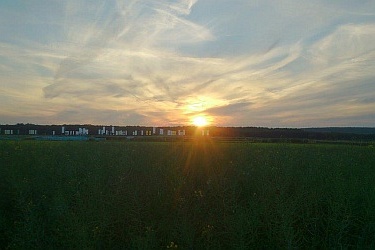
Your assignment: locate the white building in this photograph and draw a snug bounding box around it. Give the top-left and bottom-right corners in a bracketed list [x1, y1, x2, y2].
[64, 127, 89, 136]
[201, 129, 210, 136]
[178, 130, 185, 136]
[4, 130, 13, 135]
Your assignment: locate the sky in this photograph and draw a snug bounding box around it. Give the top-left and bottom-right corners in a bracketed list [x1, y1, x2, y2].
[1, 0, 375, 127]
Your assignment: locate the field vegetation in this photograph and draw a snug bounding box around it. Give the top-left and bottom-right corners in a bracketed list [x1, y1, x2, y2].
[1, 140, 375, 249]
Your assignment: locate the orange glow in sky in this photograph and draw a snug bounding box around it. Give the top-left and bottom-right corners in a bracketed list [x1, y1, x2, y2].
[192, 116, 209, 127]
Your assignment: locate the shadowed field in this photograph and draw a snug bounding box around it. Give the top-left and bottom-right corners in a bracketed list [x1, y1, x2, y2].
[1, 140, 374, 249]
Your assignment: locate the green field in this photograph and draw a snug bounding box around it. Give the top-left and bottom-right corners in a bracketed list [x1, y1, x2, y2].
[1, 140, 375, 249]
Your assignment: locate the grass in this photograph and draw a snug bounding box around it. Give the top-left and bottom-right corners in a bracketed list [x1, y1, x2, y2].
[1, 140, 375, 249]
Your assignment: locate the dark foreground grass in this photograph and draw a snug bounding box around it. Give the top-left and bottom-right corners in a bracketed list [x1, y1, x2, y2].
[1, 140, 375, 249]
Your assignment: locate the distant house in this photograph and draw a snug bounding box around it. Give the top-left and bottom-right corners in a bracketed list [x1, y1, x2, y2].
[202, 129, 209, 136]
[4, 129, 13, 135]
[178, 130, 186, 136]
[29, 129, 37, 135]
[62, 126, 89, 136]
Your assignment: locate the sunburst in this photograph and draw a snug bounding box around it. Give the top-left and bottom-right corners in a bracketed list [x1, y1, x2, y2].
[192, 116, 208, 127]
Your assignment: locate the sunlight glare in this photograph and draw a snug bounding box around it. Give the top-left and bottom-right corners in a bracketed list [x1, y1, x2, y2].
[192, 116, 208, 127]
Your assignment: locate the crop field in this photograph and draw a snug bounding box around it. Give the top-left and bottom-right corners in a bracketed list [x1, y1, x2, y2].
[1, 140, 375, 249]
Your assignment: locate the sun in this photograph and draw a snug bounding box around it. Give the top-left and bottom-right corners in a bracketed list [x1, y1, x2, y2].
[192, 116, 208, 127]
